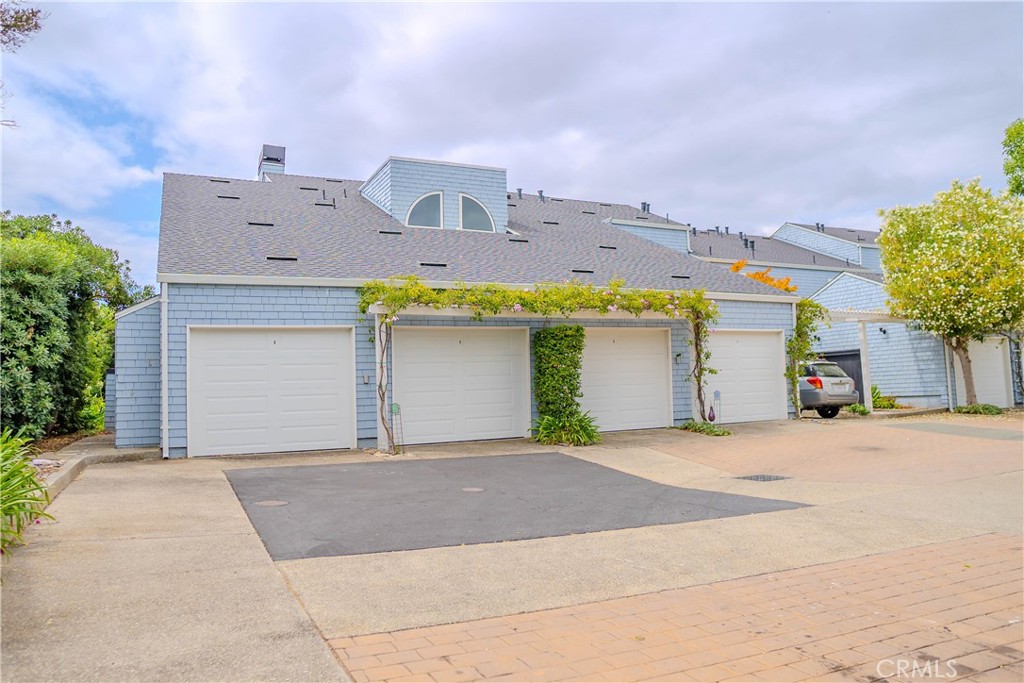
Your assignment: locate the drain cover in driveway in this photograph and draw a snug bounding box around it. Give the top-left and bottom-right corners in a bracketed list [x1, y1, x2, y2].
[227, 453, 808, 561]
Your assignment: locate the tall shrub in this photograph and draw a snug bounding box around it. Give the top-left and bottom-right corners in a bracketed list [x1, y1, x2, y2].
[532, 324, 586, 420]
[532, 324, 600, 446]
[0, 212, 153, 437]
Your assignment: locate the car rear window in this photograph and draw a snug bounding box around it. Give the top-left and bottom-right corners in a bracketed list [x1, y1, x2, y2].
[814, 363, 849, 377]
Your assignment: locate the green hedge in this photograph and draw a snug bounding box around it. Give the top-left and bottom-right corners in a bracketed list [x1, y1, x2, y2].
[531, 325, 600, 446]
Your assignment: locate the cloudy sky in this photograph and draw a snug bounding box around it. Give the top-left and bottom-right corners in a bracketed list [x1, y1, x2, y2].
[3, 1, 1020, 287]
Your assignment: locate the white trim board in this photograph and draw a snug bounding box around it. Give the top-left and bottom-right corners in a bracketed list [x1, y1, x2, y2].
[114, 296, 161, 319]
[810, 271, 885, 299]
[700, 257, 870, 274]
[158, 272, 799, 304]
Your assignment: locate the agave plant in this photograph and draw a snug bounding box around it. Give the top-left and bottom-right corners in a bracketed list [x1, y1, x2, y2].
[1, 428, 54, 551]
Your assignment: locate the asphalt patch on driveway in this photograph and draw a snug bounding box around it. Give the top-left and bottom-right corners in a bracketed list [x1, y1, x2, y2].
[228, 453, 808, 561]
[884, 422, 1023, 441]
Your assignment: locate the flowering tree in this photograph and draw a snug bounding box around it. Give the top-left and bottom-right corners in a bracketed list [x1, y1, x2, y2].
[878, 179, 1024, 405]
[1003, 118, 1024, 197]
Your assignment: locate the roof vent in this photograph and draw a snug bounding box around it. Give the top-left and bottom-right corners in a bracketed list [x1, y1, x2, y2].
[258, 144, 286, 180]
[325, 178, 345, 183]
[749, 240, 756, 253]
[542, 220, 559, 225]
[299, 186, 318, 191]
[598, 245, 617, 250]
[671, 275, 691, 280]
[724, 226, 730, 235]
[209, 178, 230, 184]
[634, 216, 648, 220]
[538, 190, 545, 202]
[691, 226, 697, 235]
[266, 256, 297, 262]
[508, 203, 517, 207]
[378, 230, 403, 235]
[509, 238, 529, 243]
[314, 199, 336, 208]
[571, 269, 594, 274]
[248, 221, 274, 227]
[517, 188, 523, 199]
[743, 237, 749, 248]
[581, 210, 596, 215]
[217, 195, 241, 200]
[599, 203, 612, 207]
[420, 262, 447, 268]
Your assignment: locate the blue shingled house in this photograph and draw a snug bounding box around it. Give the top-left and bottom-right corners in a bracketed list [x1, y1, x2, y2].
[111, 146, 801, 457]
[606, 218, 1021, 410]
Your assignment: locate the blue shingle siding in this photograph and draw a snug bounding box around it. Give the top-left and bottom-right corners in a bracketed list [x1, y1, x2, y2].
[114, 303, 161, 447]
[360, 161, 391, 214]
[158, 284, 794, 452]
[165, 284, 376, 456]
[859, 246, 882, 272]
[386, 158, 508, 232]
[104, 370, 116, 432]
[610, 224, 690, 254]
[705, 263, 840, 297]
[812, 275, 948, 407]
[775, 223, 860, 265]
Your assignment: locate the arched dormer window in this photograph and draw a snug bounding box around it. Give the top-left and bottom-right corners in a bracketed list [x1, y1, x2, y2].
[406, 192, 443, 228]
[459, 193, 495, 232]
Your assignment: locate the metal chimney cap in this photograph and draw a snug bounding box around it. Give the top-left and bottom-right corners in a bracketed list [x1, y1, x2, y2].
[261, 144, 286, 163]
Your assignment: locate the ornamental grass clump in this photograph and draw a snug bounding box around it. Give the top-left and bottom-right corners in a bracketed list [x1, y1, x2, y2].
[1, 428, 54, 552]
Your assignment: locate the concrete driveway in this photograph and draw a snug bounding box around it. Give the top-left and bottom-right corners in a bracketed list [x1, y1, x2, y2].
[2, 413, 1021, 682]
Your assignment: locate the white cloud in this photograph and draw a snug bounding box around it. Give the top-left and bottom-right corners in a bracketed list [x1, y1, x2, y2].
[1, 0, 1019, 252]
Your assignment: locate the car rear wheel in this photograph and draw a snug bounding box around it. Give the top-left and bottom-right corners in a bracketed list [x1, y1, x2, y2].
[816, 406, 841, 419]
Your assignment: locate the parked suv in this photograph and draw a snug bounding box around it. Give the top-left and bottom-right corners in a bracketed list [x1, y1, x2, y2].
[799, 361, 859, 418]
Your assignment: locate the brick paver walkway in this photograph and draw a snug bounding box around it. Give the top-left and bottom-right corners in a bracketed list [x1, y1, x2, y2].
[329, 534, 1023, 682]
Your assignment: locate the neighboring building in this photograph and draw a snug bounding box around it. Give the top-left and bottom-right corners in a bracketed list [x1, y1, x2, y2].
[113, 147, 800, 457]
[610, 218, 1020, 409]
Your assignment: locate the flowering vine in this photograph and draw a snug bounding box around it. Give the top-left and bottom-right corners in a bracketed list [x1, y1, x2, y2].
[358, 276, 720, 453]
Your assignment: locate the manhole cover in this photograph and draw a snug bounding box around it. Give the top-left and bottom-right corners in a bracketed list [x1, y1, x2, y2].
[734, 474, 790, 482]
[461, 487, 485, 493]
[255, 500, 289, 507]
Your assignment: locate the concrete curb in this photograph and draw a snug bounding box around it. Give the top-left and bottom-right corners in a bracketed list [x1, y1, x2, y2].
[42, 436, 161, 503]
[866, 407, 949, 419]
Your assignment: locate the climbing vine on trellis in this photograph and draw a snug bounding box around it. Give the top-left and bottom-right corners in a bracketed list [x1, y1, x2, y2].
[358, 276, 720, 454]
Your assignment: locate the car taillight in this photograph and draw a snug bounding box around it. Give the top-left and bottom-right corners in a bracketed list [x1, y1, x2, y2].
[807, 377, 823, 389]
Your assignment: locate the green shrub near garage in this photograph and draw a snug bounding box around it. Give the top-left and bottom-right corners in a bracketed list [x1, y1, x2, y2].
[531, 325, 600, 446]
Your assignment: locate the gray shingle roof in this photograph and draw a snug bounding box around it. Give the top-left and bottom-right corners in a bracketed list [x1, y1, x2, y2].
[689, 231, 859, 268]
[790, 222, 879, 245]
[157, 172, 787, 296]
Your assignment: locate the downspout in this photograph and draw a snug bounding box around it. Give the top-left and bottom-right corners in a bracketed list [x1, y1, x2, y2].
[160, 283, 170, 459]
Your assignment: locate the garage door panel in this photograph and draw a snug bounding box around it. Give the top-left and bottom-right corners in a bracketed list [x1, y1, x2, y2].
[705, 331, 786, 424]
[580, 328, 671, 432]
[188, 328, 355, 456]
[954, 337, 1012, 408]
[393, 328, 528, 444]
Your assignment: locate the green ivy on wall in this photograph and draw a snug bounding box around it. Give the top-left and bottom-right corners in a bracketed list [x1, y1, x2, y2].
[531, 324, 600, 446]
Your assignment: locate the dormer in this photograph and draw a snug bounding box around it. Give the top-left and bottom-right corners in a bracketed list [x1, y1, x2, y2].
[359, 157, 508, 233]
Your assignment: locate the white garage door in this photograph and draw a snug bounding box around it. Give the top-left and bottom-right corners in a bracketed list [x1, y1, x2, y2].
[704, 330, 786, 424]
[188, 327, 355, 457]
[954, 337, 1013, 408]
[392, 328, 529, 444]
[580, 328, 671, 431]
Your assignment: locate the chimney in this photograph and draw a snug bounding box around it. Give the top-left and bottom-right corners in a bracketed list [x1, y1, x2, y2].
[517, 188, 523, 199]
[715, 225, 721, 234]
[538, 190, 545, 202]
[258, 144, 286, 180]
[749, 240, 756, 254]
[743, 237, 749, 248]
[691, 226, 697, 236]
[739, 231, 745, 240]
